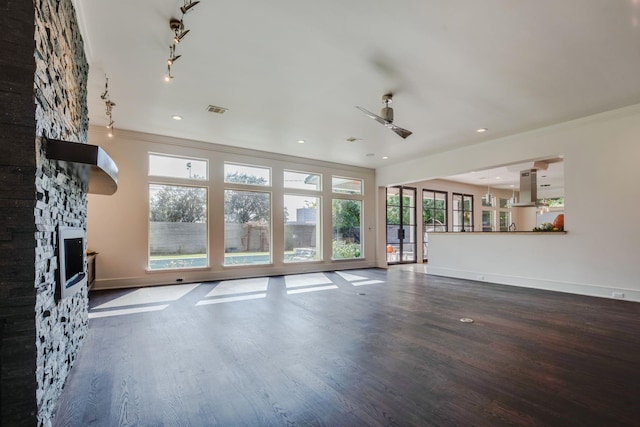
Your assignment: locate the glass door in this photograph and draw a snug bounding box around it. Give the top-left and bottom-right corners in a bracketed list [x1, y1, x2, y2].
[386, 186, 417, 264]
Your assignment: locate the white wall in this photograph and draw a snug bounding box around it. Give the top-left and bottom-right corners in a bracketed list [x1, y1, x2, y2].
[376, 104, 640, 301]
[87, 128, 377, 289]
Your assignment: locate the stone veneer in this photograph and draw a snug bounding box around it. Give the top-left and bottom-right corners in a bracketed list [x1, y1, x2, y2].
[0, 0, 89, 425]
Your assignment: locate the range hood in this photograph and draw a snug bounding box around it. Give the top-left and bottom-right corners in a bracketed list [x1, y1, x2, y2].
[511, 169, 537, 207]
[45, 138, 118, 195]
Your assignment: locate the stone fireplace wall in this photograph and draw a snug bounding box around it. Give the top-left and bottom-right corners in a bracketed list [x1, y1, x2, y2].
[0, 0, 89, 425]
[34, 0, 90, 424]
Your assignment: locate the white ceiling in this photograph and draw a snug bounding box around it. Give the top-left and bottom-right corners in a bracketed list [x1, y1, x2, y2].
[75, 0, 640, 170]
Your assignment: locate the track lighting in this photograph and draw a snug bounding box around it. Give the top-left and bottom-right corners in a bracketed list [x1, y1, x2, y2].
[167, 45, 181, 65]
[180, 0, 200, 15]
[170, 19, 190, 44]
[165, 64, 174, 82]
[100, 78, 109, 100]
[165, 2, 200, 80]
[101, 75, 116, 137]
[174, 28, 190, 44]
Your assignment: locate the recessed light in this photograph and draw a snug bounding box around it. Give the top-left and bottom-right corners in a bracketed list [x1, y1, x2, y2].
[297, 140, 305, 144]
[495, 176, 501, 180]
[172, 115, 183, 121]
[476, 128, 488, 133]
[382, 156, 389, 160]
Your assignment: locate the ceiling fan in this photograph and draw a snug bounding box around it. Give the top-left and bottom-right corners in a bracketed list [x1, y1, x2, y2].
[356, 93, 412, 139]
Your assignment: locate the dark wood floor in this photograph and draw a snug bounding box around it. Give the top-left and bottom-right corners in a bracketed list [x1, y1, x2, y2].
[52, 269, 640, 426]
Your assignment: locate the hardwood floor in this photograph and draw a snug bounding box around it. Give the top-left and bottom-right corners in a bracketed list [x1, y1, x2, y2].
[52, 269, 640, 426]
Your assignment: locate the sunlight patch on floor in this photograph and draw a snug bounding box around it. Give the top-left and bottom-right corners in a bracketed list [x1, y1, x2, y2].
[89, 305, 169, 319]
[284, 273, 333, 288]
[336, 271, 369, 282]
[93, 283, 200, 310]
[205, 277, 269, 297]
[286, 285, 339, 295]
[196, 293, 267, 305]
[352, 280, 385, 286]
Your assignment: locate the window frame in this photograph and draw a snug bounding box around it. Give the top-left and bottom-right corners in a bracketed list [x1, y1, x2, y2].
[452, 193, 474, 232]
[148, 152, 209, 181]
[147, 182, 209, 271]
[223, 162, 272, 187]
[223, 188, 273, 266]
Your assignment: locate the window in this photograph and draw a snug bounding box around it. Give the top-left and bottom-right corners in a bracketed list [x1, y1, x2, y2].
[452, 193, 473, 232]
[422, 190, 447, 261]
[284, 195, 321, 262]
[148, 184, 208, 269]
[332, 199, 362, 259]
[224, 190, 271, 265]
[332, 176, 363, 195]
[224, 163, 271, 186]
[284, 170, 321, 191]
[422, 190, 447, 232]
[149, 153, 207, 180]
[499, 211, 511, 232]
[482, 210, 495, 232]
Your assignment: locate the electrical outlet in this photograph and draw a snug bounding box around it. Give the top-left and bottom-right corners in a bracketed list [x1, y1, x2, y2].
[612, 292, 625, 299]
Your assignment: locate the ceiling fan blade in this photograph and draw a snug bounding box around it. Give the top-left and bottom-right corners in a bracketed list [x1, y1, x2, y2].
[355, 106, 389, 126]
[356, 105, 412, 139]
[387, 123, 412, 139]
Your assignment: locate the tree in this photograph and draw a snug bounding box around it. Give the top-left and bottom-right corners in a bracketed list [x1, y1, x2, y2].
[224, 190, 270, 224]
[332, 199, 361, 239]
[386, 194, 411, 225]
[224, 172, 270, 224]
[150, 185, 206, 222]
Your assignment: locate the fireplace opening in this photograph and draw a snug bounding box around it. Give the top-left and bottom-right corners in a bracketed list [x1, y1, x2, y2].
[58, 227, 87, 299]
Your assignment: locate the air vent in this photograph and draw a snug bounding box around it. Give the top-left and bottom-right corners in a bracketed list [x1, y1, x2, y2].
[206, 105, 228, 114]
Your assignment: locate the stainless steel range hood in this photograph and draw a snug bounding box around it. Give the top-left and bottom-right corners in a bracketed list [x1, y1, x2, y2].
[45, 138, 118, 195]
[511, 169, 537, 207]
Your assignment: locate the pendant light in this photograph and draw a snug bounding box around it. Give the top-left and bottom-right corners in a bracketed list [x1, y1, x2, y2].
[508, 185, 517, 207]
[484, 171, 492, 206]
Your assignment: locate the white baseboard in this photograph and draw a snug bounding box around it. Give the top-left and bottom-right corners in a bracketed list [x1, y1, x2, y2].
[92, 262, 378, 290]
[427, 266, 640, 302]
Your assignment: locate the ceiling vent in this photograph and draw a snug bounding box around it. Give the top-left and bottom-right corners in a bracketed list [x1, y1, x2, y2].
[346, 137, 362, 143]
[206, 105, 228, 114]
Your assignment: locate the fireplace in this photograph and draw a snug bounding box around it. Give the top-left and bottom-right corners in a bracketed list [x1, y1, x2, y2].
[58, 226, 87, 299]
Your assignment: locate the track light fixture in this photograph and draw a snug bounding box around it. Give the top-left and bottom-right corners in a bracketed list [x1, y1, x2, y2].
[168, 44, 181, 65]
[165, 2, 199, 81]
[100, 77, 109, 101]
[165, 64, 174, 82]
[170, 19, 190, 44]
[101, 75, 116, 138]
[174, 28, 190, 44]
[180, 0, 200, 15]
